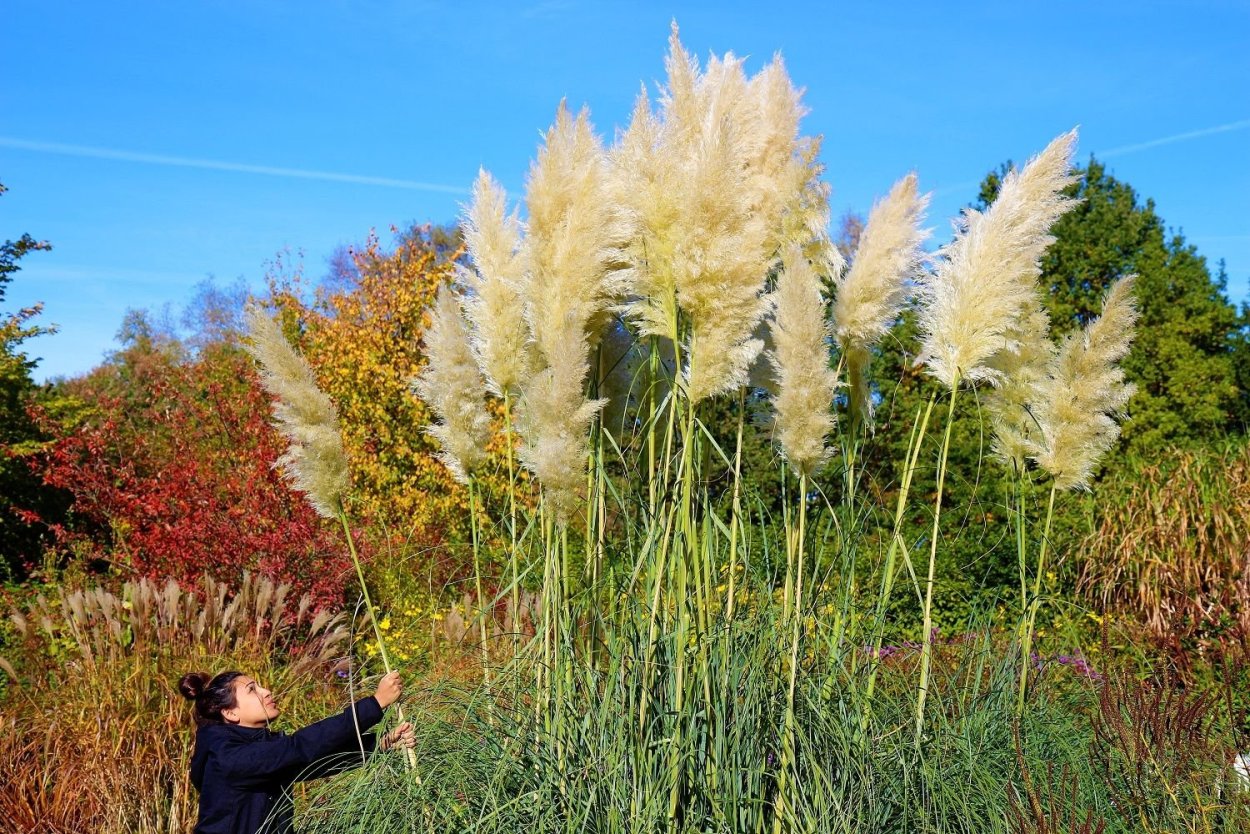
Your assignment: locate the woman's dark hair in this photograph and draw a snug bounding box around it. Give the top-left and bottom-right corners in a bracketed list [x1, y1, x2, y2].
[179, 671, 244, 725]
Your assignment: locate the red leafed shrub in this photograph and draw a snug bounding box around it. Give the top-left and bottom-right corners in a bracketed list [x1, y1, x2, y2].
[31, 335, 359, 605]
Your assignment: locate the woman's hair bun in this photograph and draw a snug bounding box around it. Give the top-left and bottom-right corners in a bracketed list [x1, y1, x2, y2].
[179, 671, 212, 700]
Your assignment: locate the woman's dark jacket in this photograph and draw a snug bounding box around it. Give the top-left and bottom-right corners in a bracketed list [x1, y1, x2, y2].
[189, 695, 385, 834]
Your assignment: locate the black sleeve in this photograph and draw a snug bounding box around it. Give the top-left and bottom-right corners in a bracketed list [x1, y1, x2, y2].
[292, 732, 380, 781]
[215, 696, 385, 788]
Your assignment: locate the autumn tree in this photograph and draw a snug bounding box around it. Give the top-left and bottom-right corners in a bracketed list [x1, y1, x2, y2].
[34, 303, 355, 602]
[267, 225, 515, 587]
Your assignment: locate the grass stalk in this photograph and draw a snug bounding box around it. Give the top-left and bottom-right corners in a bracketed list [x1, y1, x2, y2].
[335, 504, 418, 775]
[1017, 482, 1058, 717]
[916, 380, 959, 743]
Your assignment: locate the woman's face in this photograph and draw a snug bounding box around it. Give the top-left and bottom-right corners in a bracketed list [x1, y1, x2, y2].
[222, 676, 280, 727]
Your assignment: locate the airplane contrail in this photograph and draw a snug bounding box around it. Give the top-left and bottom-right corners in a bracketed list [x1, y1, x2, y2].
[0, 136, 470, 194]
[929, 119, 1250, 198]
[1097, 119, 1250, 159]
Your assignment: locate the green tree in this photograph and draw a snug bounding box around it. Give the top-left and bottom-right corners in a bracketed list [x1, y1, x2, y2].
[0, 181, 69, 579]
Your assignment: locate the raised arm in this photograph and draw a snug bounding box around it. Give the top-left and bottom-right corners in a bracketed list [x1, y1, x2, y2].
[215, 696, 385, 787]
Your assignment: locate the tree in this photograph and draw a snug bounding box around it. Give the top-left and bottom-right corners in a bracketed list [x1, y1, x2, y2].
[36, 322, 356, 603]
[0, 181, 70, 579]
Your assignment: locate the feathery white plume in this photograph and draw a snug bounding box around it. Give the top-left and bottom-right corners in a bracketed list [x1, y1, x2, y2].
[918, 130, 1079, 389]
[243, 304, 350, 519]
[612, 27, 827, 403]
[459, 169, 534, 397]
[834, 173, 931, 424]
[767, 246, 838, 477]
[515, 103, 627, 517]
[1029, 276, 1138, 490]
[984, 302, 1055, 469]
[412, 284, 494, 486]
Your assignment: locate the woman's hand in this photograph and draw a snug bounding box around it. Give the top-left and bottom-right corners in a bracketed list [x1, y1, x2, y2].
[379, 721, 415, 752]
[374, 671, 404, 709]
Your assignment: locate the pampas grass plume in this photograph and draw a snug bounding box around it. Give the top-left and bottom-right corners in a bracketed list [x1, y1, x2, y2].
[613, 27, 825, 403]
[521, 102, 631, 364]
[833, 173, 930, 424]
[413, 285, 494, 486]
[460, 169, 533, 397]
[985, 303, 1055, 468]
[919, 130, 1079, 389]
[515, 102, 624, 516]
[1030, 276, 1139, 490]
[768, 245, 838, 477]
[243, 304, 350, 519]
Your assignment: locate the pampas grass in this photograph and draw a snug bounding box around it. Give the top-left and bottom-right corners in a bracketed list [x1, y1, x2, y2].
[520, 102, 630, 363]
[613, 27, 824, 403]
[243, 304, 350, 519]
[460, 169, 534, 398]
[1029, 276, 1139, 491]
[919, 130, 1079, 390]
[833, 172, 930, 426]
[412, 284, 493, 486]
[767, 245, 838, 477]
[514, 103, 625, 517]
[986, 303, 1056, 469]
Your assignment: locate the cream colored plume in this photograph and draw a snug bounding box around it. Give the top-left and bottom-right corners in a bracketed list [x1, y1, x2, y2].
[766, 246, 838, 477]
[611, 26, 827, 403]
[459, 169, 533, 397]
[918, 130, 1079, 389]
[514, 102, 626, 517]
[1029, 277, 1138, 490]
[983, 301, 1055, 469]
[517, 351, 605, 519]
[521, 102, 631, 364]
[833, 173, 931, 424]
[412, 284, 493, 486]
[243, 304, 350, 519]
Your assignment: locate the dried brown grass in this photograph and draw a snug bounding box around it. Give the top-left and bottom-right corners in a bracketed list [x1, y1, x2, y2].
[0, 574, 351, 834]
[1078, 441, 1250, 673]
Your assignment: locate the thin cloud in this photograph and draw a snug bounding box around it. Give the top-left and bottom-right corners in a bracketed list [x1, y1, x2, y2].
[1098, 119, 1250, 159]
[0, 137, 470, 194]
[928, 119, 1250, 200]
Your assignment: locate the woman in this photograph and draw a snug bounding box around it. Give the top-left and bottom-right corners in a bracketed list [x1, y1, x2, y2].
[179, 669, 415, 834]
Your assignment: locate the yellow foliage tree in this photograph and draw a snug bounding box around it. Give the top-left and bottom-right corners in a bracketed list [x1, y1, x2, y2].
[265, 227, 520, 592]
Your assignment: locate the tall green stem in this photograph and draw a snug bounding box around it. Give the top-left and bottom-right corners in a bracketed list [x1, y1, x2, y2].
[725, 387, 746, 622]
[335, 504, 416, 775]
[502, 392, 521, 667]
[773, 471, 809, 834]
[859, 394, 936, 728]
[916, 381, 959, 744]
[468, 479, 494, 722]
[1017, 483, 1058, 717]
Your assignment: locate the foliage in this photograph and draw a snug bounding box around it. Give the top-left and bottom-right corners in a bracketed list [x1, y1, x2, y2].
[33, 328, 355, 603]
[266, 227, 520, 588]
[1079, 438, 1250, 679]
[0, 181, 72, 581]
[0, 574, 354, 833]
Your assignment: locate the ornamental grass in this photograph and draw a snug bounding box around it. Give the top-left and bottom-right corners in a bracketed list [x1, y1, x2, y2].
[259, 27, 1243, 834]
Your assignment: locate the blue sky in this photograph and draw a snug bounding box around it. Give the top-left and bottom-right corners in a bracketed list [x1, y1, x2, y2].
[3, 0, 1248, 381]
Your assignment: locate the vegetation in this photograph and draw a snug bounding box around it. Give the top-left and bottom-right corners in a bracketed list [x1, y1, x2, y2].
[1, 28, 1248, 834]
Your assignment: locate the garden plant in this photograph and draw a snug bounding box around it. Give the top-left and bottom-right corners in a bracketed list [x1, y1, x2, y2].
[230, 29, 1250, 834]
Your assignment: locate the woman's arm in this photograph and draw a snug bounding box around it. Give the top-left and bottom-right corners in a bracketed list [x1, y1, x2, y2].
[215, 696, 385, 787]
